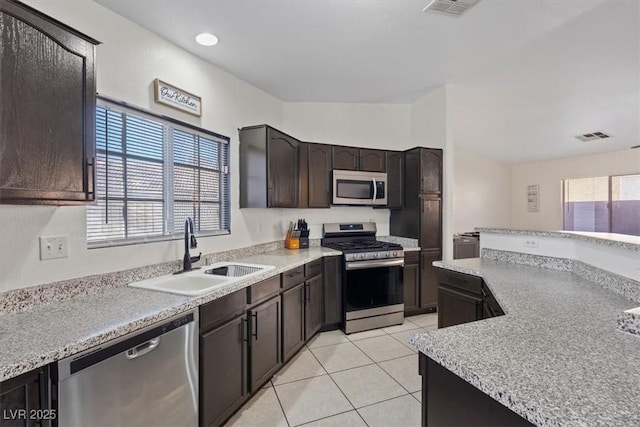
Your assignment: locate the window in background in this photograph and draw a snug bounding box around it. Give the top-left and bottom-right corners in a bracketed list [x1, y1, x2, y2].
[87, 98, 230, 247]
[562, 174, 640, 236]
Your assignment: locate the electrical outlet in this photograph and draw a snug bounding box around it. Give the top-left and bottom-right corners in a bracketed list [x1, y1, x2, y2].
[40, 235, 69, 260]
[523, 238, 539, 248]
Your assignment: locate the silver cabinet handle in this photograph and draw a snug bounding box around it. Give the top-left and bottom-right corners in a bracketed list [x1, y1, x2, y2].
[126, 338, 160, 360]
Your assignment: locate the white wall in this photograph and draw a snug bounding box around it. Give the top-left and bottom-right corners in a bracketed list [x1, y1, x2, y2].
[0, 1, 399, 292]
[511, 149, 640, 230]
[282, 102, 411, 149]
[453, 150, 512, 233]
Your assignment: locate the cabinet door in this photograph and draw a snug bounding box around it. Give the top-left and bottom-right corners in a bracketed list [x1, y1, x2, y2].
[0, 2, 97, 204]
[359, 149, 386, 172]
[249, 296, 281, 391]
[420, 196, 442, 251]
[403, 263, 420, 314]
[420, 149, 442, 194]
[267, 128, 298, 207]
[438, 286, 483, 328]
[281, 284, 305, 362]
[323, 256, 343, 326]
[200, 315, 248, 427]
[332, 146, 359, 170]
[386, 151, 403, 209]
[305, 274, 324, 340]
[420, 250, 441, 311]
[308, 143, 331, 208]
[0, 366, 48, 427]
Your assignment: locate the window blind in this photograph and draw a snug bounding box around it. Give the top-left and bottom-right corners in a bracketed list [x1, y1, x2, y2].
[88, 98, 230, 247]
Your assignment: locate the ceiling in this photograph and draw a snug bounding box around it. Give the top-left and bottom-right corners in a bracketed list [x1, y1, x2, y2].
[95, 0, 639, 163]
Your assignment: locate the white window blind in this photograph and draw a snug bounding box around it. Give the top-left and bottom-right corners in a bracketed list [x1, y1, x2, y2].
[562, 174, 640, 237]
[87, 98, 230, 247]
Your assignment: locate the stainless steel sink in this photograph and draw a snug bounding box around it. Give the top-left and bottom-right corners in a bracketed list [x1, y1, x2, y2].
[129, 262, 275, 296]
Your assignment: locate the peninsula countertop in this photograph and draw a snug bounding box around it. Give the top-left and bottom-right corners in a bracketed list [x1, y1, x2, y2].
[410, 258, 640, 427]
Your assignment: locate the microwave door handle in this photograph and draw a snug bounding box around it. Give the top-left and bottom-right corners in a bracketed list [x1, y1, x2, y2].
[372, 178, 377, 202]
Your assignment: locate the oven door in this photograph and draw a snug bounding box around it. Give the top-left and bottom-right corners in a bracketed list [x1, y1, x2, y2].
[343, 258, 404, 313]
[333, 170, 387, 206]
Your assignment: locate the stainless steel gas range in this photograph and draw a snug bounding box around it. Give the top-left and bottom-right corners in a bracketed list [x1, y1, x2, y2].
[321, 222, 404, 334]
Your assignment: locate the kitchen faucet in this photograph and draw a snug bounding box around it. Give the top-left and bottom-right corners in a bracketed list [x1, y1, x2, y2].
[181, 217, 201, 272]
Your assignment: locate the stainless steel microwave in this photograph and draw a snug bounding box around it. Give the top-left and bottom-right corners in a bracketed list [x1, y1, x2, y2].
[332, 170, 387, 206]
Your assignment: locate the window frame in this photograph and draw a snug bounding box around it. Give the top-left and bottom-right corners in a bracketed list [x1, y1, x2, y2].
[88, 96, 231, 249]
[562, 173, 640, 236]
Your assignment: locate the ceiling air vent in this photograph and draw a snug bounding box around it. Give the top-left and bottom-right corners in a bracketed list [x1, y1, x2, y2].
[423, 0, 481, 17]
[574, 131, 611, 142]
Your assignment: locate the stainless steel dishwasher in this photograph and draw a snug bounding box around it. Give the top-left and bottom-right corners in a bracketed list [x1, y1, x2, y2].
[55, 310, 198, 427]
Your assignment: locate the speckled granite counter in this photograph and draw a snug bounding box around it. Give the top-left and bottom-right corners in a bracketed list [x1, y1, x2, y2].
[0, 247, 340, 382]
[476, 227, 640, 252]
[409, 258, 640, 426]
[378, 235, 420, 251]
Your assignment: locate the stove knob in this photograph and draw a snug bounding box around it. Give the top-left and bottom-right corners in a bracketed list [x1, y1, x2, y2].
[386, 252, 391, 258]
[359, 254, 365, 260]
[373, 253, 379, 259]
[393, 251, 398, 257]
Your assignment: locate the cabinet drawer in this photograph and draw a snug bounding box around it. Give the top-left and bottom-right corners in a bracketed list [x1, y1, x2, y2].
[305, 259, 322, 279]
[248, 275, 281, 305]
[437, 269, 483, 295]
[404, 251, 419, 265]
[282, 266, 305, 289]
[200, 290, 247, 331]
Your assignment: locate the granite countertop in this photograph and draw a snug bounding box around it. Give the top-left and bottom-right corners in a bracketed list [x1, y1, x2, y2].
[410, 258, 640, 426]
[476, 228, 640, 252]
[378, 235, 420, 251]
[0, 247, 340, 382]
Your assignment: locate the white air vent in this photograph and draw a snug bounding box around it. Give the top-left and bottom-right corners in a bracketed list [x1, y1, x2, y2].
[574, 131, 611, 142]
[423, 0, 481, 17]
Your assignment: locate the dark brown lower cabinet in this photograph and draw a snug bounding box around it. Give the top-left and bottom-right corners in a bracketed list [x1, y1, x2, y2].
[0, 366, 50, 427]
[282, 283, 305, 362]
[200, 315, 248, 427]
[436, 268, 505, 329]
[438, 286, 483, 328]
[304, 274, 323, 338]
[248, 296, 282, 392]
[323, 256, 342, 328]
[420, 354, 533, 426]
[420, 250, 441, 312]
[403, 252, 420, 314]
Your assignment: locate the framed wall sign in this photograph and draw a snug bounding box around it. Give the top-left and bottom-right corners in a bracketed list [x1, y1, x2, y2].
[527, 184, 539, 212]
[153, 78, 202, 117]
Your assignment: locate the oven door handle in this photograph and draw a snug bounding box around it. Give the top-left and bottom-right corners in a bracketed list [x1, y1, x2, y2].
[345, 258, 404, 270]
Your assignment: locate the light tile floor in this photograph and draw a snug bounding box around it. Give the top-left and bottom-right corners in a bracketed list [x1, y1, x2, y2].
[225, 313, 437, 427]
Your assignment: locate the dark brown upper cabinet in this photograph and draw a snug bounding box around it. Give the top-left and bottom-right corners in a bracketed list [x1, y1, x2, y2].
[332, 146, 359, 170]
[386, 151, 404, 209]
[359, 149, 386, 172]
[331, 146, 386, 173]
[0, 0, 99, 205]
[297, 143, 331, 208]
[420, 149, 443, 195]
[240, 125, 300, 208]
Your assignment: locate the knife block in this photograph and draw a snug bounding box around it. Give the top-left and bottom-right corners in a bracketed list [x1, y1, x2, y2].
[299, 230, 310, 249]
[285, 231, 300, 250]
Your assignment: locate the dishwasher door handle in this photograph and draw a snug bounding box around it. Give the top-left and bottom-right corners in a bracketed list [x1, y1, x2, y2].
[126, 338, 160, 360]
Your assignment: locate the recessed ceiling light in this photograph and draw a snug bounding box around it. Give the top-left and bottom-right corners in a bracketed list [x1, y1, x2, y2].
[195, 33, 219, 46]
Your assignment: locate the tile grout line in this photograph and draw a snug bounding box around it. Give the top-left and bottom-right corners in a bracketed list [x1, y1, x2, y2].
[375, 356, 419, 396]
[271, 378, 293, 427]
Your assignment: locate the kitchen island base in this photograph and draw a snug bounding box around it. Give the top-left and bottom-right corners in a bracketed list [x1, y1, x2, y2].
[420, 354, 533, 427]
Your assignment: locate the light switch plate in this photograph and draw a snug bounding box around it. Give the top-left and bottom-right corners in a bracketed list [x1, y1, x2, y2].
[40, 235, 69, 260]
